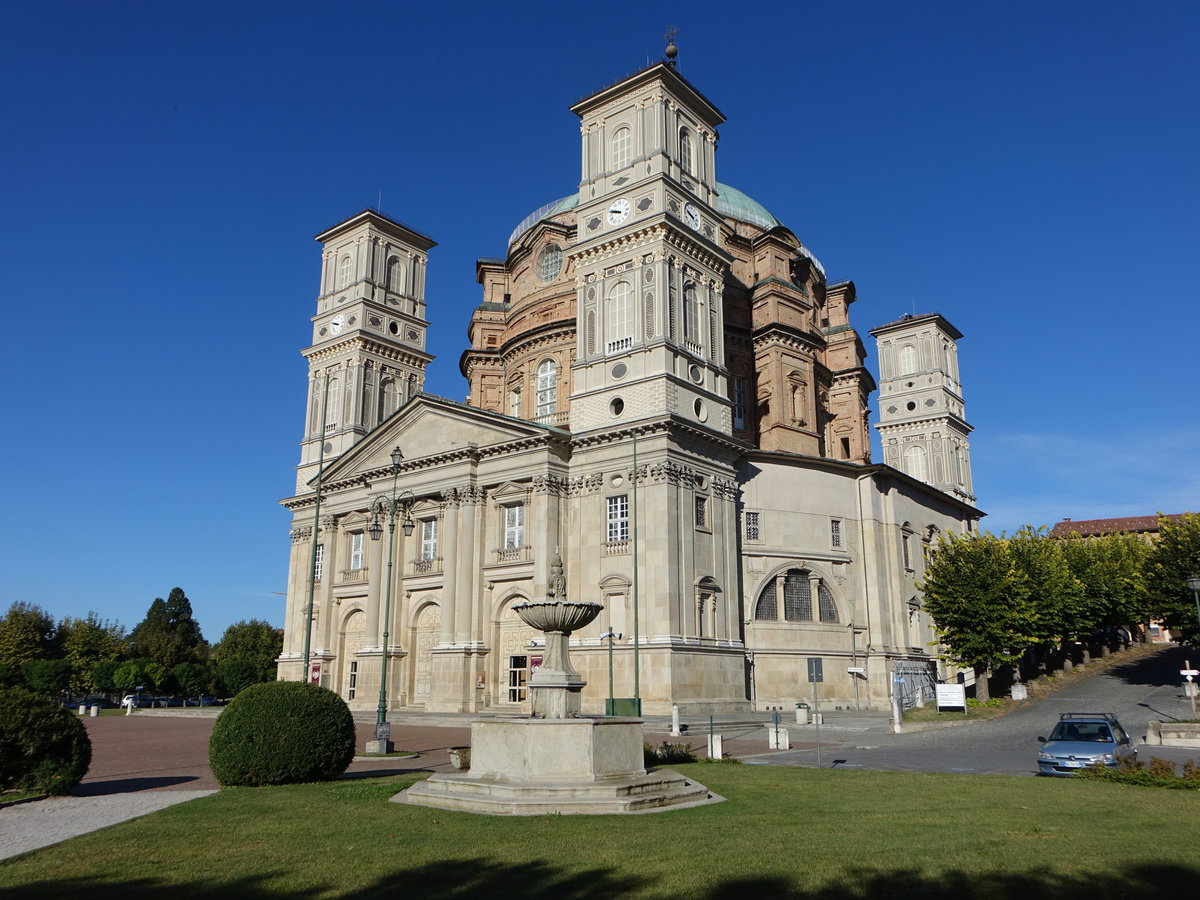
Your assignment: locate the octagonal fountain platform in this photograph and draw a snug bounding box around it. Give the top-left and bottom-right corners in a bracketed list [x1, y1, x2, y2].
[395, 555, 720, 815]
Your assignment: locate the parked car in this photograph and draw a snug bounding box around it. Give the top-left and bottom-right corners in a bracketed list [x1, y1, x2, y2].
[120, 694, 156, 709]
[185, 695, 220, 707]
[1037, 712, 1134, 776]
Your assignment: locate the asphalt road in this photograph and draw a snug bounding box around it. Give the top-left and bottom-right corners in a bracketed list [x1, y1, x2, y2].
[741, 644, 1200, 775]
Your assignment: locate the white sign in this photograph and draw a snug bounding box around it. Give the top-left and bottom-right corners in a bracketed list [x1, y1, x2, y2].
[935, 684, 967, 709]
[1180, 669, 1199, 678]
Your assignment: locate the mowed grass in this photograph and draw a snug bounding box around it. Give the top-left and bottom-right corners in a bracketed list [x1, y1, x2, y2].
[2, 764, 1198, 899]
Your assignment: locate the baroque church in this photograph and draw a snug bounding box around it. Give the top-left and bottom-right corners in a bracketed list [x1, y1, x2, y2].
[277, 51, 982, 714]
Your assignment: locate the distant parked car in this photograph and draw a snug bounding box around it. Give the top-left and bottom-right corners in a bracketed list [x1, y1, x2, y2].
[185, 695, 220, 707]
[1037, 712, 1134, 776]
[121, 694, 155, 709]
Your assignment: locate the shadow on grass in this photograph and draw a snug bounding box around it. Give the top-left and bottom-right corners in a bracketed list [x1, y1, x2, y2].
[2, 858, 1196, 900]
[1106, 644, 1187, 687]
[73, 776, 200, 796]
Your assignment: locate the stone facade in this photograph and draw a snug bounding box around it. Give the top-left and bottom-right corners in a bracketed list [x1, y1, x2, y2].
[278, 58, 982, 715]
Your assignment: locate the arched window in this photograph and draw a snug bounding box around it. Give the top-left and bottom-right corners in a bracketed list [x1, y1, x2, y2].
[537, 244, 563, 283]
[387, 257, 405, 293]
[679, 128, 693, 174]
[683, 282, 699, 341]
[326, 376, 340, 428]
[536, 359, 557, 418]
[818, 583, 839, 623]
[754, 584, 777, 620]
[611, 127, 631, 170]
[904, 445, 929, 481]
[607, 281, 632, 353]
[338, 255, 353, 289]
[378, 378, 398, 421]
[783, 571, 812, 621]
[898, 344, 917, 374]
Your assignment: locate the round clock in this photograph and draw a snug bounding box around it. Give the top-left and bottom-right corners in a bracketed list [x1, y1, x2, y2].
[607, 197, 630, 225]
[683, 202, 701, 230]
[330, 314, 345, 335]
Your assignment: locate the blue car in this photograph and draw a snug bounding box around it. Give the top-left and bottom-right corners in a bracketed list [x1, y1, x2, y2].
[1037, 712, 1134, 776]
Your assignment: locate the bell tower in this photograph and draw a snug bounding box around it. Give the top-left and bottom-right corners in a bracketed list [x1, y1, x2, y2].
[871, 313, 974, 503]
[296, 210, 436, 492]
[566, 52, 734, 434]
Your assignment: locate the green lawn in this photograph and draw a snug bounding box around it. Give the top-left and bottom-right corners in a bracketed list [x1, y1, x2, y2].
[2, 765, 1197, 899]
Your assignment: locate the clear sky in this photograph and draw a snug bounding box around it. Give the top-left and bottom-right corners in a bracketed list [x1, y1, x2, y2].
[2, 2, 1196, 641]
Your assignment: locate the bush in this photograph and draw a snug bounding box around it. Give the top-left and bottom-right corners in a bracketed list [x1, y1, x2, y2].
[208, 681, 356, 786]
[0, 687, 91, 795]
[1076, 757, 1200, 790]
[643, 741, 696, 766]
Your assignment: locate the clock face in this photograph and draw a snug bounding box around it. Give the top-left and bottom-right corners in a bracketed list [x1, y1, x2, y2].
[607, 197, 630, 225]
[683, 202, 701, 230]
[330, 314, 345, 335]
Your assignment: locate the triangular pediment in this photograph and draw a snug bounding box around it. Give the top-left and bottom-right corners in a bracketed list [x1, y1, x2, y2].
[313, 393, 563, 488]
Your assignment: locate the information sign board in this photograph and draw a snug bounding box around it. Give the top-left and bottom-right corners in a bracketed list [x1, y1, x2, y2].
[935, 684, 967, 710]
[807, 658, 823, 683]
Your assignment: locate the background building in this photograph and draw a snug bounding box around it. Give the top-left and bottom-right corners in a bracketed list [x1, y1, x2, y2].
[278, 55, 982, 714]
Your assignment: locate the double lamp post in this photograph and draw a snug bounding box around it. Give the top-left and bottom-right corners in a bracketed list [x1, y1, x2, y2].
[366, 446, 414, 752]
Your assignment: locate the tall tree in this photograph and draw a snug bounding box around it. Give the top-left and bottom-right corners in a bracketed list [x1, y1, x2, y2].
[919, 531, 1036, 701]
[60, 612, 125, 694]
[0, 601, 58, 669]
[1146, 512, 1200, 642]
[21, 658, 71, 696]
[130, 588, 207, 669]
[1008, 526, 1085, 648]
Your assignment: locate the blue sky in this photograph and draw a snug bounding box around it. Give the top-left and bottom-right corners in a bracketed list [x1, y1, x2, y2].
[2, 2, 1196, 640]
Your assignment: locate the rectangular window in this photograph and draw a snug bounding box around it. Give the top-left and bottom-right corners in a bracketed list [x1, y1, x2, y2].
[733, 377, 746, 430]
[694, 495, 708, 529]
[313, 543, 325, 582]
[504, 503, 525, 549]
[420, 519, 438, 560]
[902, 533, 913, 571]
[607, 495, 629, 543]
[347, 661, 357, 700]
[831, 519, 843, 549]
[744, 511, 760, 541]
[349, 532, 364, 571]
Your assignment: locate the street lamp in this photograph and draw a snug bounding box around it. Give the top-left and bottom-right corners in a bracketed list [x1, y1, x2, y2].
[368, 446, 415, 745]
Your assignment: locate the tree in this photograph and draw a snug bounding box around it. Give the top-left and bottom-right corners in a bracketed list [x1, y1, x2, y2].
[1058, 531, 1151, 634]
[92, 659, 120, 696]
[112, 659, 146, 696]
[213, 620, 282, 686]
[1007, 526, 1085, 657]
[918, 531, 1035, 701]
[1146, 512, 1200, 642]
[130, 588, 207, 670]
[217, 657, 265, 696]
[59, 612, 125, 694]
[172, 662, 211, 700]
[0, 601, 58, 670]
[21, 659, 71, 696]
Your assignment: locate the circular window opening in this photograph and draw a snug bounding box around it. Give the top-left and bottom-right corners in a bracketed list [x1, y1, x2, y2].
[610, 397, 625, 416]
[689, 364, 703, 384]
[537, 244, 563, 283]
[611, 363, 627, 379]
[906, 401, 916, 411]
[694, 399, 708, 421]
[389, 322, 399, 335]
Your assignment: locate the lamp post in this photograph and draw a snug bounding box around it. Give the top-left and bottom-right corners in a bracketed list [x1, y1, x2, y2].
[367, 446, 414, 749]
[600, 631, 622, 715]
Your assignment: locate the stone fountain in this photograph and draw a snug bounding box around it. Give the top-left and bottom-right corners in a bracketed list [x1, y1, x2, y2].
[396, 554, 719, 815]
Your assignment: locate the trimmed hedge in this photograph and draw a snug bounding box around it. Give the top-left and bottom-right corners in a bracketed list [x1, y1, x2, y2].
[0, 687, 92, 795]
[208, 681, 356, 786]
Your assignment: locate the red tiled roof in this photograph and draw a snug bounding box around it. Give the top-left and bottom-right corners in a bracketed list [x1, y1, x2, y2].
[1049, 514, 1188, 537]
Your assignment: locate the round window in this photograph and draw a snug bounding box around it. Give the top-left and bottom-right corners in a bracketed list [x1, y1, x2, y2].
[611, 363, 627, 379]
[610, 397, 625, 416]
[537, 244, 563, 283]
[694, 399, 708, 421]
[906, 401, 916, 411]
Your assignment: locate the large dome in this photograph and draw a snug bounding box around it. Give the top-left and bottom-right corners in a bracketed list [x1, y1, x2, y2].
[507, 182, 784, 248]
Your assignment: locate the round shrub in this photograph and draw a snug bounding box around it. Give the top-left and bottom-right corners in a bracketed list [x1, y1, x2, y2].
[0, 686, 92, 795]
[208, 681, 356, 786]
